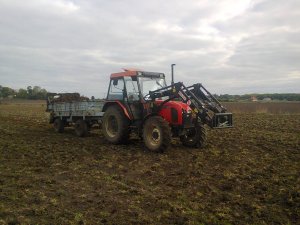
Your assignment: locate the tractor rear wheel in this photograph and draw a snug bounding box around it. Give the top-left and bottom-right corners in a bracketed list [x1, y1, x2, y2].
[102, 105, 130, 144]
[143, 116, 171, 153]
[54, 118, 64, 133]
[75, 119, 88, 137]
[180, 125, 206, 148]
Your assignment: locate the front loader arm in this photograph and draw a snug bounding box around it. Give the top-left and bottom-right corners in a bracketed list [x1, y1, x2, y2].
[148, 82, 233, 128]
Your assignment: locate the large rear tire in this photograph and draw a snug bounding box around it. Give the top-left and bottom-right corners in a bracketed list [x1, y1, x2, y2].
[143, 116, 171, 153]
[180, 125, 206, 148]
[54, 118, 64, 133]
[102, 105, 130, 144]
[75, 119, 89, 137]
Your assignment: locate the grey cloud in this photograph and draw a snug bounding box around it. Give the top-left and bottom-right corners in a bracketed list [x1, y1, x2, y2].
[228, 30, 300, 70]
[0, 0, 299, 97]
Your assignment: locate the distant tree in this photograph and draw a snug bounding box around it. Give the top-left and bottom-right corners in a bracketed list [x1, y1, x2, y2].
[39, 88, 47, 99]
[27, 86, 33, 99]
[16, 88, 28, 99]
[0, 85, 50, 100]
[1, 86, 15, 97]
[32, 86, 41, 99]
[32, 86, 47, 99]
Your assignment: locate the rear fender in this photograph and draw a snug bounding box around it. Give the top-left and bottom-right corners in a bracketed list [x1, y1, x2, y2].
[103, 101, 131, 120]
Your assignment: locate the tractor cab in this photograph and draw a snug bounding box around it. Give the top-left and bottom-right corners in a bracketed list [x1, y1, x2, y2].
[106, 69, 169, 120]
[107, 69, 167, 102]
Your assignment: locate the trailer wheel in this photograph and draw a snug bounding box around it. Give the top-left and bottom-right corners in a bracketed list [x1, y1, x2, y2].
[53, 118, 64, 133]
[180, 125, 206, 148]
[102, 105, 130, 144]
[75, 119, 88, 137]
[143, 116, 171, 153]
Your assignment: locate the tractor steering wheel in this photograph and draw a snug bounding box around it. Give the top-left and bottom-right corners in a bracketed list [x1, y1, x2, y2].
[143, 93, 151, 101]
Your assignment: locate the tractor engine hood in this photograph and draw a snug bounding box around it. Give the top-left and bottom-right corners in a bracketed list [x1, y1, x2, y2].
[154, 100, 193, 126]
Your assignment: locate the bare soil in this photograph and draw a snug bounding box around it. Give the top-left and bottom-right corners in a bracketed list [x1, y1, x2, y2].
[0, 102, 299, 224]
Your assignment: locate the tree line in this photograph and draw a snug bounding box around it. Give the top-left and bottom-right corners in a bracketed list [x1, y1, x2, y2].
[1, 84, 300, 101]
[215, 93, 300, 102]
[0, 85, 48, 100]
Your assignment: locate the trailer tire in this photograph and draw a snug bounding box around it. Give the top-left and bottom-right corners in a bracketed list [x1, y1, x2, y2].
[54, 118, 64, 133]
[49, 113, 55, 124]
[143, 116, 171, 153]
[180, 125, 206, 148]
[75, 119, 89, 137]
[102, 105, 130, 144]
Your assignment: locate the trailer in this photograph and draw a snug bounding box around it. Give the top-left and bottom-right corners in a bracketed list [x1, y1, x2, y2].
[46, 94, 105, 137]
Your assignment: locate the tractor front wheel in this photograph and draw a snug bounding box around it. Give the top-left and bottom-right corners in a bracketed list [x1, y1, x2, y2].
[102, 105, 130, 144]
[180, 125, 206, 148]
[143, 116, 171, 153]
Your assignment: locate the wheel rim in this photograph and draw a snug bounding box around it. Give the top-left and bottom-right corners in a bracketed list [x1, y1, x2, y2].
[151, 128, 160, 143]
[146, 125, 161, 146]
[106, 115, 118, 137]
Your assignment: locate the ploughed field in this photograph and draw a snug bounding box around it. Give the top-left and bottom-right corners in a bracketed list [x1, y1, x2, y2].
[0, 101, 299, 224]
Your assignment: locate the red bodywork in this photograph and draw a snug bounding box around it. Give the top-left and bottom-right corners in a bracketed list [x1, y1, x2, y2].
[156, 100, 191, 125]
[106, 99, 191, 126]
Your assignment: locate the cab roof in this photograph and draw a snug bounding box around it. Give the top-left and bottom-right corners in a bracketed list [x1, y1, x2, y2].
[110, 68, 165, 79]
[110, 69, 138, 79]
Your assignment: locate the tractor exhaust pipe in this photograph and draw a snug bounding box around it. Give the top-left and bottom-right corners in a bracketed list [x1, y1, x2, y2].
[171, 64, 176, 85]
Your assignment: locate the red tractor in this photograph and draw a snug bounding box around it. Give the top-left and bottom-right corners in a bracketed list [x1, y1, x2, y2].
[101, 69, 232, 152]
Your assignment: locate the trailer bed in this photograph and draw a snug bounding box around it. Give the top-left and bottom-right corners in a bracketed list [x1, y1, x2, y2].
[47, 100, 105, 118]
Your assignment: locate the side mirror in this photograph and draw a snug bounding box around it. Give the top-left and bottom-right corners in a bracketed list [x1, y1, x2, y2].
[113, 79, 118, 86]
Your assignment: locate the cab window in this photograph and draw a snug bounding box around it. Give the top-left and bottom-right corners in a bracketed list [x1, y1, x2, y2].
[107, 78, 124, 100]
[124, 76, 140, 101]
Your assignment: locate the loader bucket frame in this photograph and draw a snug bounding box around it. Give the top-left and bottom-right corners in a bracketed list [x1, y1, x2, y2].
[147, 82, 233, 128]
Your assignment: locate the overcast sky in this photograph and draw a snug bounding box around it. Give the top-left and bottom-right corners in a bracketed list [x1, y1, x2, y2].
[0, 0, 299, 97]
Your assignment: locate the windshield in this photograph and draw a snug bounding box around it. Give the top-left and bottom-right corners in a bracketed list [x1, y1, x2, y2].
[138, 76, 166, 98]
